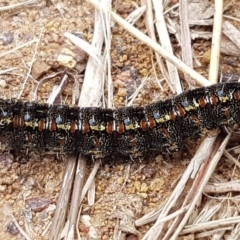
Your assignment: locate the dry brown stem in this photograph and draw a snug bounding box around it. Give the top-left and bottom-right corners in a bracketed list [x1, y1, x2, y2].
[143, 0, 173, 92]
[179, 0, 193, 86]
[49, 156, 77, 240]
[0, 0, 37, 11]
[153, 0, 181, 94]
[204, 180, 240, 193]
[209, 0, 223, 83]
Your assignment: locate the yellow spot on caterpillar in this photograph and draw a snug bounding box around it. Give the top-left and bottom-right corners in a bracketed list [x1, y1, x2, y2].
[25, 121, 33, 127]
[57, 124, 67, 130]
[90, 124, 105, 131]
[219, 96, 229, 102]
[125, 123, 140, 130]
[155, 115, 170, 123]
[184, 105, 196, 111]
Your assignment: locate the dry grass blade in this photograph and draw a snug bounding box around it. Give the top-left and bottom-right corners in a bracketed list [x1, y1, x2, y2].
[153, 0, 181, 94]
[223, 14, 240, 23]
[126, 5, 146, 25]
[18, 26, 44, 99]
[64, 159, 86, 240]
[0, 67, 18, 75]
[137, 204, 189, 227]
[33, 71, 65, 101]
[0, 39, 38, 59]
[49, 156, 77, 240]
[222, 21, 240, 50]
[80, 160, 101, 203]
[88, 0, 210, 87]
[204, 180, 240, 193]
[223, 149, 240, 168]
[181, 216, 240, 235]
[135, 205, 164, 227]
[227, 222, 240, 240]
[10, 215, 32, 240]
[142, 135, 217, 239]
[179, 0, 194, 86]
[143, 0, 173, 92]
[64, 32, 104, 69]
[209, 0, 223, 84]
[196, 226, 233, 238]
[193, 200, 222, 223]
[0, 0, 37, 11]
[47, 73, 68, 105]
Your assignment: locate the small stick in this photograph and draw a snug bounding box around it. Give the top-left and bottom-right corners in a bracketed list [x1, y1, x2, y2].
[153, 0, 182, 94]
[47, 73, 68, 105]
[10, 214, 32, 240]
[204, 180, 240, 193]
[18, 26, 44, 99]
[143, 0, 173, 92]
[209, 0, 223, 84]
[179, 0, 194, 87]
[180, 216, 240, 235]
[0, 0, 37, 11]
[49, 156, 77, 240]
[0, 67, 18, 75]
[0, 39, 38, 58]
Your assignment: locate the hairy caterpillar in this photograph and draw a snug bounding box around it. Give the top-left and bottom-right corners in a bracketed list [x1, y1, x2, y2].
[0, 82, 239, 159]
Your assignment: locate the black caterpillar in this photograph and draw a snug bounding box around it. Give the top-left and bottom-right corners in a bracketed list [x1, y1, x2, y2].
[0, 82, 240, 159]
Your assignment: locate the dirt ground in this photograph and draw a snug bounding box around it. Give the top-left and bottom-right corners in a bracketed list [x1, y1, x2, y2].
[0, 0, 240, 240]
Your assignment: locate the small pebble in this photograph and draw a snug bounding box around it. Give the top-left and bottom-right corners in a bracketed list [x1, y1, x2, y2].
[5, 221, 19, 235]
[26, 197, 52, 212]
[0, 79, 6, 88]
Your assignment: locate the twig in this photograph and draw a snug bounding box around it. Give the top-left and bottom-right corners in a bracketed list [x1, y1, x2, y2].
[223, 15, 240, 23]
[153, 0, 182, 94]
[64, 159, 86, 240]
[49, 156, 77, 240]
[18, 26, 44, 99]
[180, 216, 240, 235]
[0, 39, 38, 58]
[64, 32, 104, 69]
[204, 180, 240, 193]
[0, 67, 18, 75]
[223, 150, 240, 168]
[209, 0, 223, 84]
[0, 0, 37, 11]
[179, 0, 194, 87]
[47, 73, 68, 105]
[79, 160, 101, 203]
[88, 0, 210, 87]
[33, 71, 65, 101]
[143, 0, 173, 92]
